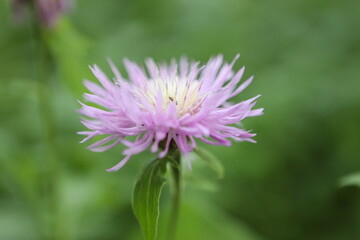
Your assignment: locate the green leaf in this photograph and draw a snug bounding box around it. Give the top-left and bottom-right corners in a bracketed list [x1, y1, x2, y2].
[194, 147, 224, 179]
[339, 172, 360, 188]
[132, 158, 167, 240]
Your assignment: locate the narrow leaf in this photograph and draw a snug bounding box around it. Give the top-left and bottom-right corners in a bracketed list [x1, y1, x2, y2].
[339, 172, 360, 188]
[194, 147, 224, 179]
[132, 158, 167, 240]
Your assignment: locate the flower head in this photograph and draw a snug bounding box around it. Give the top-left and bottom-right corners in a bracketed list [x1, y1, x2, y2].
[78, 55, 263, 171]
[10, 0, 70, 27]
[36, 0, 70, 27]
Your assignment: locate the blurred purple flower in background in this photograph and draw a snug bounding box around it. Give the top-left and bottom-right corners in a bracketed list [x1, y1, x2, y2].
[78, 55, 263, 171]
[36, 0, 70, 27]
[10, 0, 70, 27]
[10, 0, 28, 22]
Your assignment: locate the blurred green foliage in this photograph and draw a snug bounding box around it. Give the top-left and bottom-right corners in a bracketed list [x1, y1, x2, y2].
[1, 0, 360, 239]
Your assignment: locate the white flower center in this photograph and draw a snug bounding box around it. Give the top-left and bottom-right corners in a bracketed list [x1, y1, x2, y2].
[134, 77, 204, 116]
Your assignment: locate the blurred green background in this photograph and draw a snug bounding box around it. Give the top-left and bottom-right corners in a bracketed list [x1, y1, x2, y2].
[1, 0, 360, 239]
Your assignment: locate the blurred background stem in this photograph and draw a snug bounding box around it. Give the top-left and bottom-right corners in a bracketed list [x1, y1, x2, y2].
[31, 8, 63, 240]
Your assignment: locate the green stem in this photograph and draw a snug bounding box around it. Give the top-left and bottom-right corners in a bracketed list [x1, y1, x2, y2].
[30, 10, 63, 240]
[37, 43, 60, 240]
[166, 149, 181, 240]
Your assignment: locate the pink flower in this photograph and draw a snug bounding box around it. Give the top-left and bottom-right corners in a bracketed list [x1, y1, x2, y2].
[10, 0, 70, 27]
[78, 55, 263, 171]
[36, 0, 70, 27]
